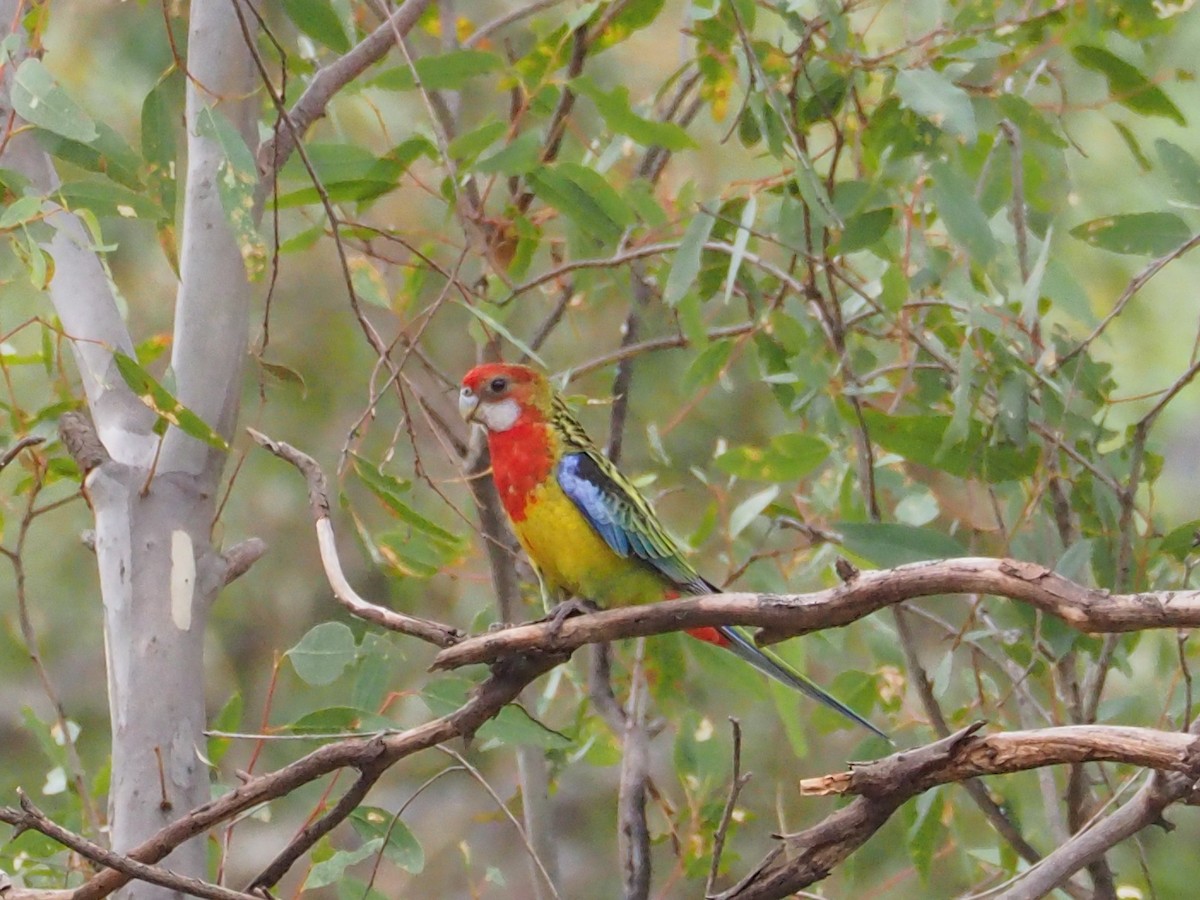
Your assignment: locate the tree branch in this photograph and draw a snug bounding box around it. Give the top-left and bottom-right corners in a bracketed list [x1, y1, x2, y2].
[255, 0, 434, 195]
[61, 652, 562, 900]
[0, 792, 262, 900]
[432, 557, 1200, 671]
[717, 723, 1200, 899]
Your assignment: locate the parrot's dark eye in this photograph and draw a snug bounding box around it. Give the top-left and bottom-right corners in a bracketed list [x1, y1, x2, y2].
[489, 377, 508, 394]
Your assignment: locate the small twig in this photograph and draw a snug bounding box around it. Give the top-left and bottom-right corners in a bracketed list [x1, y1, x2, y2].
[220, 537, 267, 586]
[0, 435, 43, 471]
[246, 771, 379, 893]
[0, 792, 262, 900]
[617, 640, 653, 900]
[463, 0, 567, 49]
[707, 719, 751, 897]
[439, 747, 562, 900]
[1054, 231, 1200, 372]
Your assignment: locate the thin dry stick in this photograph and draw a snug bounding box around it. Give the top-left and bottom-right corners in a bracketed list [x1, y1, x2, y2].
[439, 747, 562, 900]
[707, 719, 751, 896]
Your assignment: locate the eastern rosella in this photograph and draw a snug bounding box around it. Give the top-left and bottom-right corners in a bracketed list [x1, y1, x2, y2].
[459, 362, 886, 739]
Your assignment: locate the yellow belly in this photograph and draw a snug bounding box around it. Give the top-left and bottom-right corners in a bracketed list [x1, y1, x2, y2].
[514, 480, 667, 607]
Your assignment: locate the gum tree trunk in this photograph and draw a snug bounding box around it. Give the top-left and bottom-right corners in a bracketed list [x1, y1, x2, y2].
[0, 1, 256, 894]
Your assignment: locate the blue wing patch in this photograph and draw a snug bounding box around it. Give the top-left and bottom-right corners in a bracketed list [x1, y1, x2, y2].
[557, 452, 713, 593]
[557, 453, 630, 553]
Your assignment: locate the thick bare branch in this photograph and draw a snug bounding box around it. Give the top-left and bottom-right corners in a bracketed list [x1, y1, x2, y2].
[432, 557, 1200, 670]
[720, 723, 1200, 899]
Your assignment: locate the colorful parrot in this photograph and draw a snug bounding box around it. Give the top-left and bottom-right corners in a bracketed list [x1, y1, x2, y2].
[459, 362, 886, 740]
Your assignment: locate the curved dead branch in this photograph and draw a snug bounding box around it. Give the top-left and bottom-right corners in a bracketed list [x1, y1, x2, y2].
[432, 557, 1200, 670]
[717, 722, 1200, 899]
[248, 428, 464, 647]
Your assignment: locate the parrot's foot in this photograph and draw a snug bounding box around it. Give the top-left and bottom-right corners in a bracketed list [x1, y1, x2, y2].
[542, 597, 595, 638]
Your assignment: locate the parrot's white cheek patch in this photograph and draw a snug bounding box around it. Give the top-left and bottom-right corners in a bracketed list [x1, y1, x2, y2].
[480, 398, 521, 432]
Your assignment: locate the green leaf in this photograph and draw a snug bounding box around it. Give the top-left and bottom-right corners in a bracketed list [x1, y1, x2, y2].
[860, 409, 1038, 482]
[282, 706, 395, 735]
[112, 352, 229, 449]
[348, 256, 391, 308]
[1072, 45, 1184, 125]
[1069, 212, 1191, 256]
[305, 840, 384, 889]
[836, 207, 893, 253]
[447, 119, 507, 162]
[277, 139, 429, 208]
[1113, 121, 1153, 171]
[11, 58, 98, 143]
[142, 72, 182, 215]
[663, 209, 715, 307]
[673, 710, 727, 792]
[838, 522, 968, 567]
[282, 0, 351, 53]
[35, 121, 143, 191]
[1055, 539, 1093, 584]
[371, 50, 504, 91]
[572, 75, 696, 150]
[195, 107, 264, 278]
[0, 196, 43, 229]
[1155, 139, 1200, 206]
[729, 486, 779, 538]
[996, 94, 1067, 148]
[58, 177, 165, 220]
[929, 161, 996, 265]
[997, 374, 1028, 447]
[456, 300, 547, 367]
[1159, 519, 1200, 561]
[287, 622, 358, 686]
[715, 433, 829, 482]
[723, 193, 755, 304]
[681, 338, 731, 392]
[351, 808, 425, 873]
[895, 68, 976, 142]
[907, 787, 944, 882]
[353, 458, 460, 545]
[351, 635, 395, 712]
[527, 163, 634, 244]
[473, 130, 541, 176]
[206, 692, 242, 766]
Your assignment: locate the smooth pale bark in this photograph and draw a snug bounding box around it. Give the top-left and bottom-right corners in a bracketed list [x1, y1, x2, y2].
[0, 2, 256, 896]
[102, 1, 256, 892]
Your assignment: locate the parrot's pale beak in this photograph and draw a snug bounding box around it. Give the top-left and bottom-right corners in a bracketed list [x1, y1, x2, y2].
[458, 387, 480, 423]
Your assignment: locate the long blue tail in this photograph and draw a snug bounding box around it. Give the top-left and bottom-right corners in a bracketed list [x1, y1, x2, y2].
[716, 625, 891, 742]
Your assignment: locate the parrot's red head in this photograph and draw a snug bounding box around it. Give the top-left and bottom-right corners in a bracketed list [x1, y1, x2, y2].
[459, 363, 552, 433]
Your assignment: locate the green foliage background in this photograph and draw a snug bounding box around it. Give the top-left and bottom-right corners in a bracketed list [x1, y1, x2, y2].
[4, 0, 1200, 896]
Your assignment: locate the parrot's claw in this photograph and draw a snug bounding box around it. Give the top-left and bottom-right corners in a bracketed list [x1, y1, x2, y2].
[542, 597, 595, 638]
